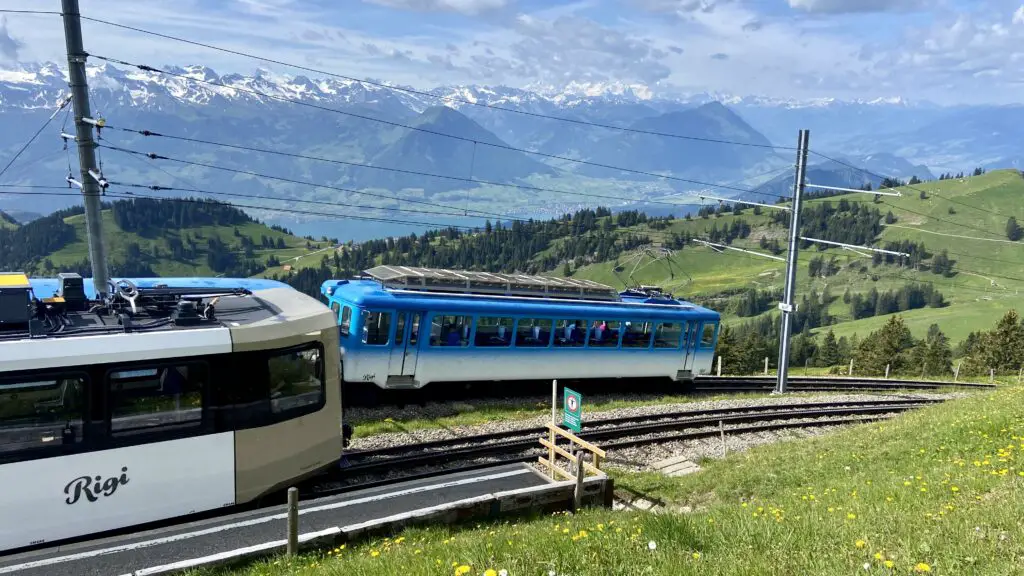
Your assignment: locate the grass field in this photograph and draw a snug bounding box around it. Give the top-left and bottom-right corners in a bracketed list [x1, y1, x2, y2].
[196, 384, 1023, 576]
[556, 170, 1024, 345]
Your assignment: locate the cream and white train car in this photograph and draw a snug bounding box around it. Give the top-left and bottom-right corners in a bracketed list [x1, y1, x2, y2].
[0, 274, 342, 553]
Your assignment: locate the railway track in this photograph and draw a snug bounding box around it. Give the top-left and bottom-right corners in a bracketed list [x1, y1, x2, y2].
[695, 375, 994, 391]
[332, 398, 939, 484]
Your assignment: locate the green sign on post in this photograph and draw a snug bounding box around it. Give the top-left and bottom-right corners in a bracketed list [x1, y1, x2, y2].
[563, 387, 583, 433]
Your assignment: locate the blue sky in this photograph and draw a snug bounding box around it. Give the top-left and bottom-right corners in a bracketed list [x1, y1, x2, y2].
[1, 0, 1023, 104]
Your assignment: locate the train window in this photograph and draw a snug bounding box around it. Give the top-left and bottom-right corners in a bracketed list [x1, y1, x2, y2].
[108, 363, 205, 438]
[362, 310, 391, 345]
[330, 301, 340, 316]
[701, 323, 718, 347]
[268, 345, 324, 415]
[654, 322, 684, 349]
[408, 313, 422, 346]
[0, 373, 86, 459]
[515, 318, 552, 348]
[588, 320, 621, 348]
[432, 315, 471, 347]
[555, 319, 587, 347]
[475, 317, 513, 347]
[340, 306, 352, 337]
[395, 313, 407, 346]
[622, 321, 654, 348]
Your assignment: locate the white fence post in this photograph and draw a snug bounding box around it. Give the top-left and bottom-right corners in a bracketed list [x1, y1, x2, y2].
[717, 356, 722, 377]
[885, 364, 890, 379]
[954, 361, 961, 382]
[848, 359, 854, 376]
[764, 356, 769, 375]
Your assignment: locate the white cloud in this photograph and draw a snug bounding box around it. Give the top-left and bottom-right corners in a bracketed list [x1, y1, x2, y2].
[787, 0, 925, 14]
[1013, 5, 1024, 25]
[362, 0, 509, 15]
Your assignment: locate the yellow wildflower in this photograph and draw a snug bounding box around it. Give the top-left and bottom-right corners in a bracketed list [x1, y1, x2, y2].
[454, 565, 471, 576]
[914, 562, 932, 572]
[855, 540, 866, 549]
[370, 550, 380, 558]
[692, 552, 701, 560]
[884, 560, 894, 569]
[484, 570, 498, 576]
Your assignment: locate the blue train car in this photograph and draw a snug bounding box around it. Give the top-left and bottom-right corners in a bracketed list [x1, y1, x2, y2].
[321, 266, 720, 389]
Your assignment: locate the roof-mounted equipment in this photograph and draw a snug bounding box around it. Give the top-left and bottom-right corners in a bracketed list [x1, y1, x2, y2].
[364, 265, 619, 301]
[0, 272, 32, 331]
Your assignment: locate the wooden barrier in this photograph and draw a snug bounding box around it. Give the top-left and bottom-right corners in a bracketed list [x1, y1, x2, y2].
[537, 423, 607, 481]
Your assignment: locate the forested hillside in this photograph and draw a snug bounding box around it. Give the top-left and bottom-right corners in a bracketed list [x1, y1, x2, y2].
[270, 169, 1024, 377]
[0, 198, 322, 278]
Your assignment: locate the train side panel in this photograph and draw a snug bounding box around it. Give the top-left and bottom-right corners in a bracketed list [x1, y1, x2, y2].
[0, 433, 236, 552]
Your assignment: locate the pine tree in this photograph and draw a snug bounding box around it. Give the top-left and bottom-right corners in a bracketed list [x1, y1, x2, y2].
[922, 324, 952, 377]
[817, 329, 840, 367]
[853, 316, 914, 375]
[1006, 217, 1022, 241]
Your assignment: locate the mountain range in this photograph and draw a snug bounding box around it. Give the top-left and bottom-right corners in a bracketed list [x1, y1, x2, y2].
[0, 62, 1012, 228]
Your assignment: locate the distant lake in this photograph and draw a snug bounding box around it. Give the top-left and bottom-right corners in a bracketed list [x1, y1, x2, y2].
[269, 203, 698, 244]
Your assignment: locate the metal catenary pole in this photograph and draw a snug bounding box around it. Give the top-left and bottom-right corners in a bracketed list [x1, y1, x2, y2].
[61, 0, 110, 296]
[775, 129, 810, 394]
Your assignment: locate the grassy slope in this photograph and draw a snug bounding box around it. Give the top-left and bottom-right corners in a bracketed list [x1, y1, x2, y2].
[558, 170, 1024, 343]
[199, 385, 1024, 576]
[44, 210, 320, 277]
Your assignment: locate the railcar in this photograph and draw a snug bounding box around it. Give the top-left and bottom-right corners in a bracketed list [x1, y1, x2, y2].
[321, 266, 720, 390]
[0, 272, 342, 553]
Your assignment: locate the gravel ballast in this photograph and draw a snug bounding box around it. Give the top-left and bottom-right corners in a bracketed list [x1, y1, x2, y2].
[348, 391, 970, 452]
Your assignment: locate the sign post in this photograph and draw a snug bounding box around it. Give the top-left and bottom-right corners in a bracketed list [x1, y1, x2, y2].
[563, 387, 583, 433]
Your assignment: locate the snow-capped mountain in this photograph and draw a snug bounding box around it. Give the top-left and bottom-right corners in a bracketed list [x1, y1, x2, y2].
[0, 61, 919, 113]
[0, 60, 1015, 223]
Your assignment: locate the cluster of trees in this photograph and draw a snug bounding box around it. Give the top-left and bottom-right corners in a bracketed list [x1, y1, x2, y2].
[808, 254, 842, 278]
[846, 284, 945, 320]
[956, 310, 1024, 376]
[271, 207, 670, 296]
[767, 200, 885, 249]
[850, 317, 952, 377]
[704, 219, 752, 244]
[0, 205, 89, 272]
[111, 198, 251, 235]
[937, 168, 985, 180]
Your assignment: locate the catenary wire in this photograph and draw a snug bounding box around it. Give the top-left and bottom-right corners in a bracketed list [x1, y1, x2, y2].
[0, 96, 72, 180]
[101, 123, 795, 211]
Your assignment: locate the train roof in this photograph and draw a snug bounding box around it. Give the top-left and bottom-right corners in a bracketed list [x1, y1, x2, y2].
[322, 277, 720, 321]
[2, 275, 334, 372]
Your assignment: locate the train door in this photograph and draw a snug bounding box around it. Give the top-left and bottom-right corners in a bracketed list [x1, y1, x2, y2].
[388, 311, 423, 377]
[682, 321, 700, 370]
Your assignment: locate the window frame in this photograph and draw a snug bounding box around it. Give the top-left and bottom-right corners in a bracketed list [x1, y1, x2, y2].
[339, 305, 352, 337]
[513, 317, 554, 348]
[700, 322, 719, 348]
[554, 319, 588, 348]
[430, 313, 473, 347]
[586, 319, 622, 349]
[103, 360, 210, 445]
[474, 316, 514, 347]
[653, 321, 684, 349]
[621, 320, 654, 349]
[266, 342, 326, 420]
[0, 369, 91, 465]
[361, 309, 393, 346]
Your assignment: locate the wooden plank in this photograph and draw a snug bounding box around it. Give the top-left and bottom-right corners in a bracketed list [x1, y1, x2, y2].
[538, 456, 574, 480]
[545, 423, 607, 458]
[539, 438, 602, 476]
